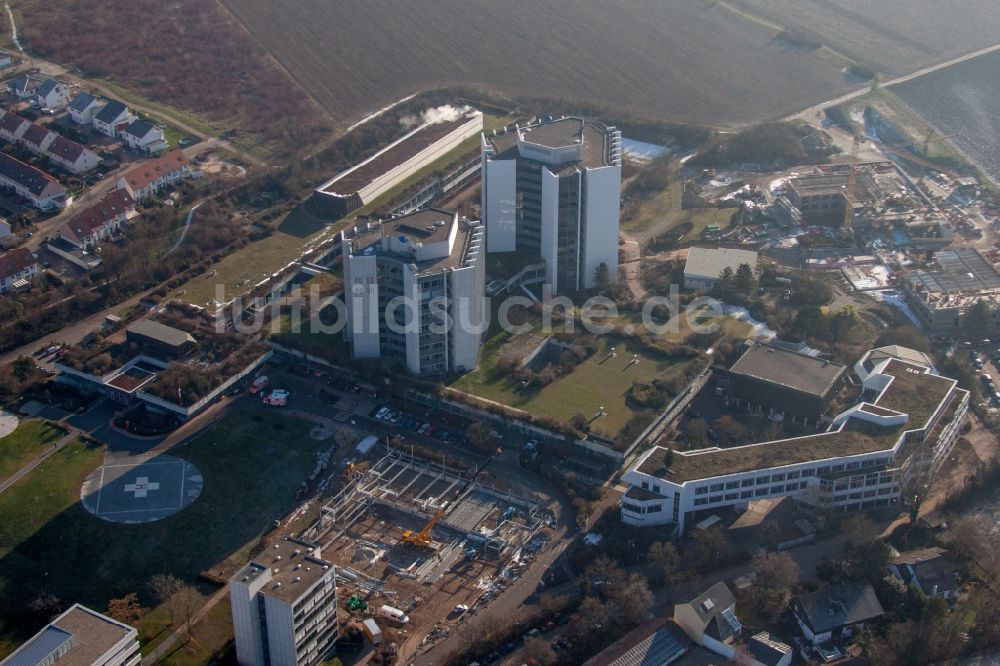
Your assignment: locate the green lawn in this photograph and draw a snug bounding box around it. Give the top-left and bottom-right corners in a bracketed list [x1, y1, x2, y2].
[138, 598, 234, 666]
[621, 178, 682, 234]
[453, 333, 692, 439]
[0, 412, 327, 656]
[452, 312, 751, 440]
[0, 420, 66, 482]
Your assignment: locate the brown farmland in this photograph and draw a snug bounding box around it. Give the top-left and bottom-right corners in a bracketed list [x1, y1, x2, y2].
[220, 0, 863, 127]
[13, 0, 333, 151]
[730, 0, 1000, 74]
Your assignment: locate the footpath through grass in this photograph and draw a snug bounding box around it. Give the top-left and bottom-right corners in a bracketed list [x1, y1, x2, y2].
[0, 419, 66, 482]
[0, 411, 326, 657]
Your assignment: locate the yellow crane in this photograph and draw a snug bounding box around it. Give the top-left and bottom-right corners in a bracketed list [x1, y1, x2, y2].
[401, 448, 503, 549]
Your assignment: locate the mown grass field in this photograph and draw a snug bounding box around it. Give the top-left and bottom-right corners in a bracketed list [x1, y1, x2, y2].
[221, 0, 860, 127]
[0, 412, 326, 657]
[0, 419, 65, 482]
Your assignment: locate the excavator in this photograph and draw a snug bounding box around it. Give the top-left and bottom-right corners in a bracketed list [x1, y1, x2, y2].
[400, 447, 503, 549]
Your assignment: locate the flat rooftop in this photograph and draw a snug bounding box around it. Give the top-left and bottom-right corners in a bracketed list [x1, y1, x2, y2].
[236, 538, 333, 604]
[320, 113, 479, 197]
[728, 342, 845, 398]
[486, 116, 614, 171]
[638, 356, 958, 483]
[3, 604, 135, 666]
[348, 208, 480, 274]
[684, 247, 758, 279]
[907, 247, 1000, 294]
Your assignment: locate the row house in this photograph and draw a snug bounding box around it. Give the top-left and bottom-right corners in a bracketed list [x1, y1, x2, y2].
[59, 189, 136, 249]
[116, 149, 190, 201]
[0, 246, 38, 293]
[0, 152, 71, 209]
[48, 135, 101, 174]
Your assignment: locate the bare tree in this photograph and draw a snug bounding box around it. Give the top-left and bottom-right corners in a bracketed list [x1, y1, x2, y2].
[149, 574, 202, 637]
[523, 636, 556, 665]
[752, 551, 799, 620]
[648, 541, 680, 598]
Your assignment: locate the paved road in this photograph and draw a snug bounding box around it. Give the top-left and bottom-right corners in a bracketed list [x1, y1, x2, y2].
[783, 42, 1000, 125]
[11, 56, 264, 167]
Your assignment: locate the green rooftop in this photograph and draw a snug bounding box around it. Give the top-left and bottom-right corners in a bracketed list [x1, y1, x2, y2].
[639, 358, 959, 483]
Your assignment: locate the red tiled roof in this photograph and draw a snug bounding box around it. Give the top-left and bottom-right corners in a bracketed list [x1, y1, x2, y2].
[48, 136, 86, 163]
[0, 112, 29, 135]
[120, 149, 188, 192]
[22, 123, 53, 147]
[62, 189, 135, 243]
[0, 247, 37, 278]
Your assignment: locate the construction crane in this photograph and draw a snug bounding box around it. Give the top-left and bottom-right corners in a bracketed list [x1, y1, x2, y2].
[400, 447, 503, 549]
[843, 135, 862, 233]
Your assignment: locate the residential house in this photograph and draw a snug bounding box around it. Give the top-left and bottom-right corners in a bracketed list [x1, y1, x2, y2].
[6, 73, 45, 99]
[0, 246, 38, 293]
[121, 118, 166, 153]
[0, 219, 10, 243]
[674, 582, 742, 659]
[68, 92, 100, 124]
[890, 547, 960, 601]
[116, 148, 189, 201]
[0, 152, 70, 209]
[93, 100, 131, 138]
[792, 581, 884, 652]
[0, 110, 30, 143]
[583, 618, 691, 666]
[47, 135, 101, 174]
[60, 189, 135, 249]
[746, 632, 793, 666]
[34, 78, 70, 109]
[0, 603, 142, 666]
[20, 122, 56, 155]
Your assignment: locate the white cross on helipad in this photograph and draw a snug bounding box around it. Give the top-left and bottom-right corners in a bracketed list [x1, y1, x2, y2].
[124, 476, 160, 498]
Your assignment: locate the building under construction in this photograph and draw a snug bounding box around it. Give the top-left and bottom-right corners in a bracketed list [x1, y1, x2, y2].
[902, 248, 1000, 335]
[786, 169, 878, 222]
[298, 445, 551, 625]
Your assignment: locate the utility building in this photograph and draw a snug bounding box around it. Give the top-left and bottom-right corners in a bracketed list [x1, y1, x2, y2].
[481, 116, 622, 293]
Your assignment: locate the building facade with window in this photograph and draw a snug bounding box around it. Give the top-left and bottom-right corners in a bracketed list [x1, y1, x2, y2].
[341, 208, 485, 376]
[481, 116, 622, 294]
[229, 538, 339, 666]
[621, 347, 968, 534]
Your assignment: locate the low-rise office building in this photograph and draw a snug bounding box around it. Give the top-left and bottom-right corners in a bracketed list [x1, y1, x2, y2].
[683, 247, 758, 291]
[342, 208, 485, 376]
[715, 341, 847, 425]
[621, 346, 968, 534]
[0, 603, 141, 666]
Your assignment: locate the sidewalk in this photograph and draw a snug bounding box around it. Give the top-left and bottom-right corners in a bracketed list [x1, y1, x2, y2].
[0, 429, 79, 495]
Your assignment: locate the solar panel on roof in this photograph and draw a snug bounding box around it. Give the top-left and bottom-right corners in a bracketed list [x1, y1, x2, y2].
[3, 626, 75, 666]
[610, 625, 688, 666]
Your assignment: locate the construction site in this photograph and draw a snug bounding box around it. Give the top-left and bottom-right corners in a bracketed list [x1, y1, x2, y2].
[298, 444, 555, 647]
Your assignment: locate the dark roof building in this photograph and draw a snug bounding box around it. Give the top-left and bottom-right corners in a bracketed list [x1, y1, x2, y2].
[891, 547, 959, 600]
[717, 341, 847, 423]
[0, 152, 68, 204]
[674, 582, 742, 655]
[792, 581, 884, 646]
[94, 100, 128, 125]
[68, 92, 97, 113]
[125, 320, 196, 358]
[747, 632, 793, 666]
